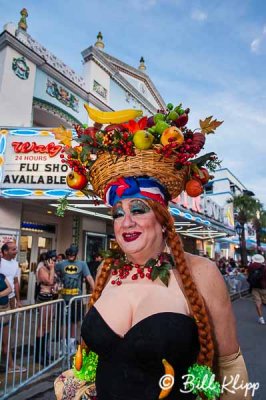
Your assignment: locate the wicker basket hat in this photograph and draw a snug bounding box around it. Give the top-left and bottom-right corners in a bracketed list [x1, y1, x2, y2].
[89, 148, 188, 202]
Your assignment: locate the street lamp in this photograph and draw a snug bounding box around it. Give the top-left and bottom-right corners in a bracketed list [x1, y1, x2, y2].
[235, 222, 247, 267]
[235, 222, 243, 237]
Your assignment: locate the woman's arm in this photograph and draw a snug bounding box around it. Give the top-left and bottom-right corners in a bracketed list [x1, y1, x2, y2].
[38, 260, 55, 285]
[0, 277, 12, 297]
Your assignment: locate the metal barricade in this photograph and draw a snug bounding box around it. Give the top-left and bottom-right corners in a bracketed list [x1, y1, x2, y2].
[0, 298, 66, 399]
[66, 294, 91, 369]
[224, 273, 250, 296]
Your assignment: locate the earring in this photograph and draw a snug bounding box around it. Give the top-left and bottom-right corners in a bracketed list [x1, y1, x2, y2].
[162, 227, 166, 234]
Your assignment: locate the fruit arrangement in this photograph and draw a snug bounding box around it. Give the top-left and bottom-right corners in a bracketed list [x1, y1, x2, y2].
[57, 103, 223, 201]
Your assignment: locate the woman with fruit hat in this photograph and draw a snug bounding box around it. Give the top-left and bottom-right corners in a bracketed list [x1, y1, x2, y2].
[54, 104, 250, 400]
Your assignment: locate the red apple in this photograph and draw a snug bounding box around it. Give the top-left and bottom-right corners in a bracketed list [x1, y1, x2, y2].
[193, 167, 210, 185]
[105, 124, 125, 133]
[174, 113, 189, 128]
[83, 127, 98, 140]
[66, 171, 88, 190]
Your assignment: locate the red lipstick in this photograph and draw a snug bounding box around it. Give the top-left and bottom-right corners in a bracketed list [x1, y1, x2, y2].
[122, 232, 141, 242]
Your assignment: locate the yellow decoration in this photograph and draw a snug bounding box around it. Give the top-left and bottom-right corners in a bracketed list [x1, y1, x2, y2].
[75, 191, 85, 197]
[158, 358, 175, 399]
[0, 156, 4, 166]
[0, 129, 9, 135]
[39, 130, 51, 136]
[51, 126, 73, 146]
[75, 344, 83, 371]
[84, 104, 143, 124]
[34, 190, 44, 195]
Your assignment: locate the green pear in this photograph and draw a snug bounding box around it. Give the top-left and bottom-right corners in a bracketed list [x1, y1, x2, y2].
[167, 110, 179, 121]
[133, 130, 154, 150]
[153, 113, 165, 123]
[154, 121, 170, 135]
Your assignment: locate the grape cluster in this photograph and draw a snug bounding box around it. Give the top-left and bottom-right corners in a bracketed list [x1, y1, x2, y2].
[102, 131, 135, 156]
[102, 131, 114, 147]
[61, 155, 87, 175]
[113, 132, 135, 156]
[156, 141, 178, 158]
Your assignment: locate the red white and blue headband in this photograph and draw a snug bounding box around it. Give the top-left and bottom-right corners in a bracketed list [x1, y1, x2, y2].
[103, 177, 168, 207]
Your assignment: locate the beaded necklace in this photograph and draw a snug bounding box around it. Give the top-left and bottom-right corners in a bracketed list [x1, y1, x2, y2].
[108, 251, 174, 287]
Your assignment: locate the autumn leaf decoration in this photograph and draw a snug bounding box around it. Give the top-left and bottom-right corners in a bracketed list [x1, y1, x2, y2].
[199, 116, 223, 134]
[51, 126, 73, 146]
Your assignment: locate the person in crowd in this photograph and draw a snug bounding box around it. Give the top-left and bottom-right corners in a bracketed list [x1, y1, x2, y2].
[87, 253, 103, 281]
[229, 257, 237, 270]
[0, 241, 22, 309]
[57, 253, 66, 262]
[55, 245, 94, 353]
[247, 254, 266, 324]
[0, 257, 26, 373]
[35, 250, 57, 364]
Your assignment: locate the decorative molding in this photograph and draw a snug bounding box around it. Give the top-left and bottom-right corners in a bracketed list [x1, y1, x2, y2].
[93, 80, 107, 99]
[33, 97, 82, 125]
[15, 29, 86, 89]
[46, 78, 79, 112]
[12, 56, 29, 79]
[99, 50, 165, 108]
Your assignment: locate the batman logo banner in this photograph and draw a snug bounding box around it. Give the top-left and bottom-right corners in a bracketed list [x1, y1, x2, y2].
[64, 264, 78, 274]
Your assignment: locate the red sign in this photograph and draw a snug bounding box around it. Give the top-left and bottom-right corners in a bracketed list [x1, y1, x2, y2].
[11, 141, 63, 157]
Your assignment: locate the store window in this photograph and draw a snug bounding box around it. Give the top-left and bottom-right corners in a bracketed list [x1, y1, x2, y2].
[84, 232, 107, 263]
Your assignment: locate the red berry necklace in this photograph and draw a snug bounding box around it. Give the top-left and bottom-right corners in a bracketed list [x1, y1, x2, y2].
[109, 252, 174, 287]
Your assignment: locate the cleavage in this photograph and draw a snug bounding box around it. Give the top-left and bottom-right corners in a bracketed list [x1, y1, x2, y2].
[93, 275, 190, 338]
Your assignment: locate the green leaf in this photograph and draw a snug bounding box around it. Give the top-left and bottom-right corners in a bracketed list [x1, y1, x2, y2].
[159, 270, 170, 287]
[146, 258, 157, 268]
[151, 267, 160, 281]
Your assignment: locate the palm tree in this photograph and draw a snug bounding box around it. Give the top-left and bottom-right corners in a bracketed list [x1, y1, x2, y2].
[228, 194, 261, 266]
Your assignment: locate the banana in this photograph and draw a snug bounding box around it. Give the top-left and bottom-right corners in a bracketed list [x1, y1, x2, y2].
[158, 358, 175, 399]
[84, 104, 143, 124]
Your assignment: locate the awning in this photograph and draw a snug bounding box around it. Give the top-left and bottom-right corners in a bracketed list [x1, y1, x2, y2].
[169, 204, 235, 240]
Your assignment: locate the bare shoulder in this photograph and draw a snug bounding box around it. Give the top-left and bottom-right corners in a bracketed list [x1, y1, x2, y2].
[184, 252, 227, 302]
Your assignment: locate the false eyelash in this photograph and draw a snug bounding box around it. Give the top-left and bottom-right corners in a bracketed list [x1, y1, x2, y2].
[131, 209, 147, 214]
[112, 211, 125, 219]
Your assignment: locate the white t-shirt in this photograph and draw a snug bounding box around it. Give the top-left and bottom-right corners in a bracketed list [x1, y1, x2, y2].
[0, 258, 20, 299]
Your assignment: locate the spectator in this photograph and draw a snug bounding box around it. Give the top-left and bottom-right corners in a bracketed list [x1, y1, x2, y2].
[87, 253, 103, 280]
[0, 241, 22, 309]
[55, 245, 94, 352]
[248, 254, 266, 324]
[0, 259, 26, 373]
[35, 250, 57, 365]
[229, 257, 237, 270]
[57, 253, 65, 262]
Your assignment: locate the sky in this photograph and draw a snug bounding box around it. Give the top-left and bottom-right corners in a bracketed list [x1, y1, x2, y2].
[1, 0, 266, 205]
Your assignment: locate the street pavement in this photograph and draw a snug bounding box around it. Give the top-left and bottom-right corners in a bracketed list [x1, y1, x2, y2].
[12, 294, 266, 400]
[232, 294, 266, 400]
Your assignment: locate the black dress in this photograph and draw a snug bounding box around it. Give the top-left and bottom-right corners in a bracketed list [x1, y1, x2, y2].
[81, 306, 199, 400]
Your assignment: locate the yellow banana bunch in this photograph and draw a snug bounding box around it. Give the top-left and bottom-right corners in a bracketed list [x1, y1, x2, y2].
[84, 104, 143, 124]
